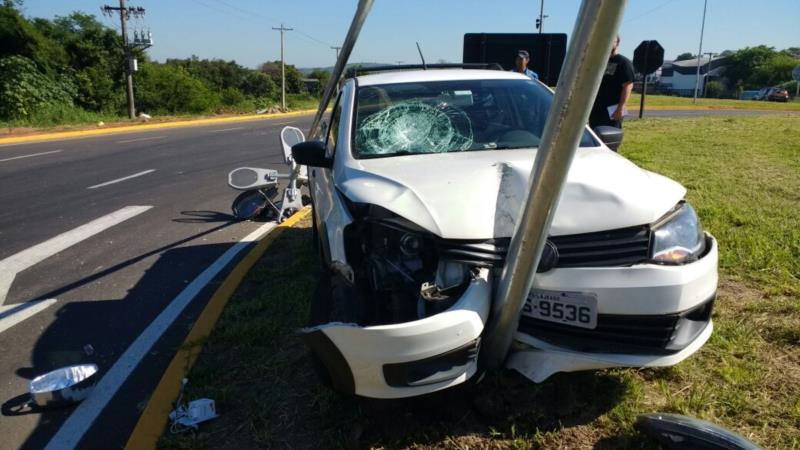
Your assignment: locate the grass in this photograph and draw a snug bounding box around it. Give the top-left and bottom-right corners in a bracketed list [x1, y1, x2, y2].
[159, 115, 799, 449]
[629, 92, 800, 111]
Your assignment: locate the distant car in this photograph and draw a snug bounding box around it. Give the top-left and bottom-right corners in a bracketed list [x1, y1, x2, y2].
[767, 87, 789, 102]
[753, 87, 771, 101]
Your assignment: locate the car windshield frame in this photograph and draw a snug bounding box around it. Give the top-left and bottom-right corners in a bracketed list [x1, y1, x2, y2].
[351, 77, 599, 160]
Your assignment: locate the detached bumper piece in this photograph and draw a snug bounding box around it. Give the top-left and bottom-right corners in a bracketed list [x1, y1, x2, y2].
[518, 296, 715, 355]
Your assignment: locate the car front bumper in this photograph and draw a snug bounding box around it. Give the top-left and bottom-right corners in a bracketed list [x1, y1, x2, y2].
[301, 268, 491, 399]
[508, 234, 718, 381]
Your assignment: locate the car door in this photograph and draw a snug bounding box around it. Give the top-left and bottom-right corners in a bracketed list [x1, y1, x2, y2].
[309, 90, 345, 265]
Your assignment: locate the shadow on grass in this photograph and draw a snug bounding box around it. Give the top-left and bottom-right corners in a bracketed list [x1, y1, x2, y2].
[158, 224, 634, 450]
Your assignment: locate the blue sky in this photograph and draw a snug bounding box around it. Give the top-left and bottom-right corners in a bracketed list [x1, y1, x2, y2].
[18, 0, 800, 69]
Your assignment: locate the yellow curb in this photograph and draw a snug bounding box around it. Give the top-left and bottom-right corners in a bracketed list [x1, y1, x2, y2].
[124, 208, 312, 450]
[0, 109, 317, 146]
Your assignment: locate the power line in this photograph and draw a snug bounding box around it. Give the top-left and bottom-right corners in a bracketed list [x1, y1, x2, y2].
[623, 0, 679, 24]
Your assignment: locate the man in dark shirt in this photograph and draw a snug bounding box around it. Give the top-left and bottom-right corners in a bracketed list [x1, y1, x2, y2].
[589, 35, 634, 129]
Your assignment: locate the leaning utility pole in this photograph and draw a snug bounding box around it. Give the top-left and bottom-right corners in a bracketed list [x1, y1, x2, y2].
[331, 46, 342, 61]
[102, 0, 151, 119]
[272, 23, 294, 111]
[692, 0, 708, 103]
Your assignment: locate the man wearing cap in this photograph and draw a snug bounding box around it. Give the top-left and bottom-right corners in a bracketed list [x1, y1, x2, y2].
[512, 50, 539, 80]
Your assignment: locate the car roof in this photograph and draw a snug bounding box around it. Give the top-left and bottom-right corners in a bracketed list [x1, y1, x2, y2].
[355, 69, 530, 87]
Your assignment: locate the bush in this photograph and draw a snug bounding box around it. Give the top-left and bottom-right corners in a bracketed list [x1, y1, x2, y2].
[0, 55, 75, 120]
[136, 63, 219, 114]
[704, 80, 726, 98]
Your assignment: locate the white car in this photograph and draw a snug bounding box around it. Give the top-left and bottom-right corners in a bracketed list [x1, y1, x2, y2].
[290, 68, 718, 399]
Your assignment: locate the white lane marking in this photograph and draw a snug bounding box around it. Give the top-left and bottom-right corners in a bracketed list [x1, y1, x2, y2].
[0, 299, 57, 334]
[0, 150, 63, 163]
[209, 127, 245, 133]
[271, 121, 296, 126]
[116, 136, 166, 144]
[87, 169, 155, 189]
[44, 221, 277, 450]
[0, 205, 153, 305]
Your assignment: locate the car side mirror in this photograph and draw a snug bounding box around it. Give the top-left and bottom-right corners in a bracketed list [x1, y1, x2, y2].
[292, 141, 332, 168]
[593, 126, 624, 152]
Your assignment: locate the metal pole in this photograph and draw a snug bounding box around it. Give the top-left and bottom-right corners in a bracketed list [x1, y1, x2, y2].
[331, 46, 341, 60]
[119, 0, 135, 119]
[692, 0, 707, 103]
[639, 42, 649, 119]
[538, 0, 545, 33]
[308, 0, 374, 140]
[480, 0, 629, 370]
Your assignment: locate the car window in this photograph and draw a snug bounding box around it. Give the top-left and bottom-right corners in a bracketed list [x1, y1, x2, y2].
[352, 78, 597, 159]
[325, 93, 343, 158]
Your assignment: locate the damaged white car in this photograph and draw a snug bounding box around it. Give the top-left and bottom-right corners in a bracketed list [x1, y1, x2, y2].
[289, 68, 718, 399]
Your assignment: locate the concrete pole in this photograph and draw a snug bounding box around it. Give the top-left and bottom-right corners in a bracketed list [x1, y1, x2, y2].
[692, 0, 708, 103]
[119, 0, 135, 119]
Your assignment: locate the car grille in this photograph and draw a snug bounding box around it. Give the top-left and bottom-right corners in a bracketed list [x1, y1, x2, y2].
[518, 299, 715, 354]
[435, 225, 651, 269]
[550, 225, 651, 267]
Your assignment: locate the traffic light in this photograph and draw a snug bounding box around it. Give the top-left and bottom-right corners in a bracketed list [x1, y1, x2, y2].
[536, 18, 541, 30]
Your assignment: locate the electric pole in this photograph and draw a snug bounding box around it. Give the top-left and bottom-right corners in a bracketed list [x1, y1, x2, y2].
[331, 46, 341, 61]
[272, 23, 293, 111]
[692, 0, 708, 103]
[536, 0, 548, 33]
[102, 0, 151, 119]
[703, 51, 716, 97]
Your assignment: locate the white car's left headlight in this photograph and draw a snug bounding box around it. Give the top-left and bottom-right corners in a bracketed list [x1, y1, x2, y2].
[651, 203, 707, 264]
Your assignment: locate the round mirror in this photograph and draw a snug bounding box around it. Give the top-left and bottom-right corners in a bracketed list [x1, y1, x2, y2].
[232, 190, 268, 220]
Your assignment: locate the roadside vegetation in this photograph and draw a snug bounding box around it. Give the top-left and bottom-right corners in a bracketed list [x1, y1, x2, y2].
[0, 2, 323, 130]
[158, 115, 799, 449]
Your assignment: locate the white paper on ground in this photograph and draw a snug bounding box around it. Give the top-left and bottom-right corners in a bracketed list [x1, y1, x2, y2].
[607, 105, 628, 119]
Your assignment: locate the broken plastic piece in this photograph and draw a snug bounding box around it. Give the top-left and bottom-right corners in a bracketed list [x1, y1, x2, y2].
[169, 398, 219, 431]
[356, 100, 473, 155]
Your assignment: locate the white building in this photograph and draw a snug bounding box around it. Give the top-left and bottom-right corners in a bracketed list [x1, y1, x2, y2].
[659, 56, 727, 96]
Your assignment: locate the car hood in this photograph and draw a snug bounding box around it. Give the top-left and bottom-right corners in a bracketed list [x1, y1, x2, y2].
[336, 148, 686, 239]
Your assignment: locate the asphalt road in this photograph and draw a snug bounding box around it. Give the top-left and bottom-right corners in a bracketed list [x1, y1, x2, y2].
[0, 107, 792, 450]
[0, 113, 315, 450]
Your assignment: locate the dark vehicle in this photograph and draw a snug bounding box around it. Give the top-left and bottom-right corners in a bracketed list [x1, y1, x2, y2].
[752, 87, 771, 101]
[767, 87, 789, 102]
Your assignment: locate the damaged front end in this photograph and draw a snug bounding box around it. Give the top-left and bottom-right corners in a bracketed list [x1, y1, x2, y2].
[300, 204, 492, 399]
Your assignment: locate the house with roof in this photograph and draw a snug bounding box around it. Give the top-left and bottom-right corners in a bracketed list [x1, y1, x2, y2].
[658, 56, 728, 96]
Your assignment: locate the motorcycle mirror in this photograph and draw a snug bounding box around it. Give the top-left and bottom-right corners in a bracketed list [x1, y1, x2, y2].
[227, 167, 279, 190]
[281, 126, 306, 165]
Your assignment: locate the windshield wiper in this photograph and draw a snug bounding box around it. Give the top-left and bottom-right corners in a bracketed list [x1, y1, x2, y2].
[359, 150, 433, 159]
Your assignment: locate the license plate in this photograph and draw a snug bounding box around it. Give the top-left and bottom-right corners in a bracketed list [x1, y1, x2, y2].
[522, 289, 598, 329]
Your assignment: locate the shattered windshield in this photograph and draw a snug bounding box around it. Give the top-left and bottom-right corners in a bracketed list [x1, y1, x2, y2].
[353, 78, 597, 158]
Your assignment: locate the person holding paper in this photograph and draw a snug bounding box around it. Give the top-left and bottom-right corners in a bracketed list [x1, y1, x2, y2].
[589, 35, 634, 129]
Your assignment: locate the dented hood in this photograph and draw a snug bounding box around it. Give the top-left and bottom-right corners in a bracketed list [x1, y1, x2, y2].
[336, 148, 686, 239]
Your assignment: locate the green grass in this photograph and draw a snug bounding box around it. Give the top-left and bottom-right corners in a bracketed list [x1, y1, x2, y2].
[160, 115, 800, 449]
[630, 93, 800, 111]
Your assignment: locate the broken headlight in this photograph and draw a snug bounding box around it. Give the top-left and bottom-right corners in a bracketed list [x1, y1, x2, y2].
[650, 203, 706, 264]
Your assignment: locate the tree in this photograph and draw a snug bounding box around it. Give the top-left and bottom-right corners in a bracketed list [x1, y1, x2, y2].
[726, 45, 799, 89]
[674, 52, 695, 61]
[259, 61, 305, 94]
[136, 63, 219, 114]
[307, 68, 330, 94]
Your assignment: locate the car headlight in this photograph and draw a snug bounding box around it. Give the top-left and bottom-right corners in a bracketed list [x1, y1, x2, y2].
[651, 203, 706, 264]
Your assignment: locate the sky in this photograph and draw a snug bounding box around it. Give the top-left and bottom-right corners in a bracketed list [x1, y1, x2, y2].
[18, 0, 800, 69]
